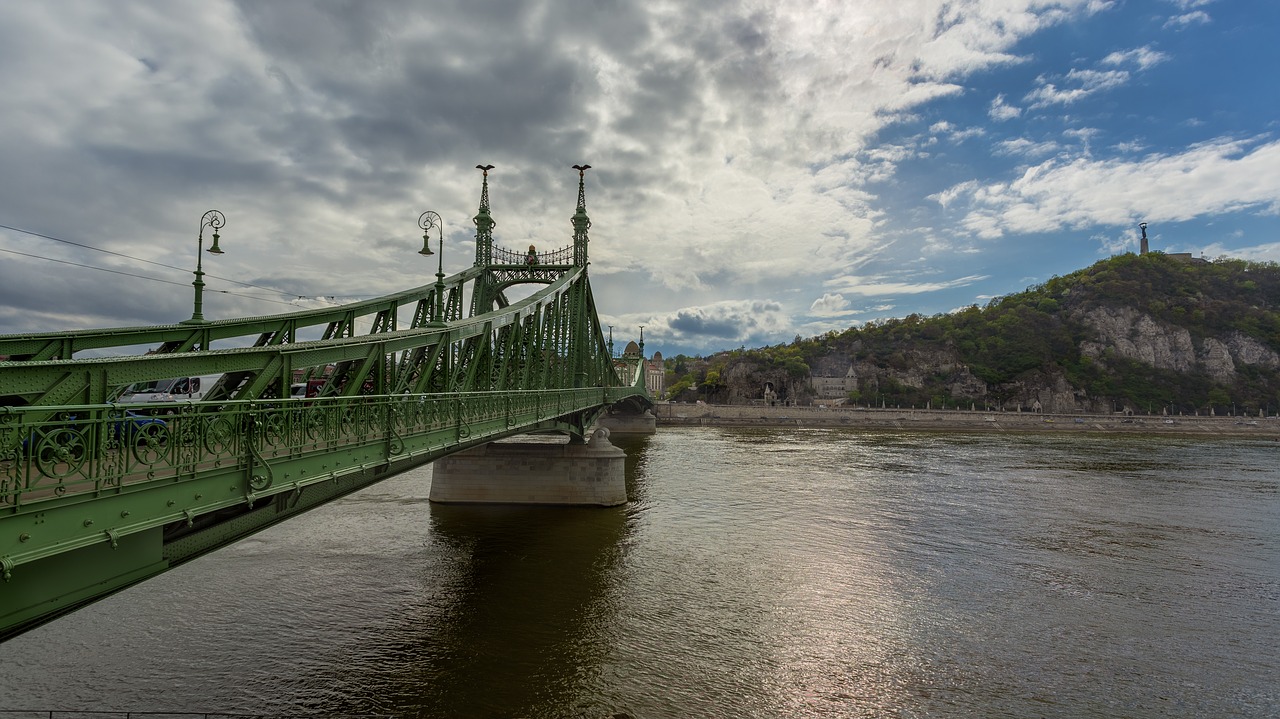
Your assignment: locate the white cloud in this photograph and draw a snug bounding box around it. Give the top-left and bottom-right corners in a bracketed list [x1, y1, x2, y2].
[994, 137, 1062, 157]
[1165, 11, 1210, 28]
[1199, 241, 1280, 263]
[1025, 68, 1130, 108]
[1093, 228, 1136, 255]
[931, 180, 982, 209]
[1102, 46, 1169, 70]
[941, 137, 1280, 239]
[989, 93, 1022, 121]
[823, 274, 989, 296]
[1112, 140, 1147, 154]
[808, 293, 853, 317]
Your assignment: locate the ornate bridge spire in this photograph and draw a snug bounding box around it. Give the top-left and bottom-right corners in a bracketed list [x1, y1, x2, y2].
[473, 164, 496, 266]
[571, 164, 591, 266]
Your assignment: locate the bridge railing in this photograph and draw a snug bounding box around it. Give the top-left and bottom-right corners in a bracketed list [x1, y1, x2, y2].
[491, 243, 574, 266]
[0, 388, 619, 512]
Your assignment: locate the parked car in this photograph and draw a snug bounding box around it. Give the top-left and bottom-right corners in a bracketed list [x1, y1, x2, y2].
[118, 374, 224, 413]
[290, 379, 328, 399]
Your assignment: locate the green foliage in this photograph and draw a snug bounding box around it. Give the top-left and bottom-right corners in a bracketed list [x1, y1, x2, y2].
[1206, 387, 1231, 408]
[755, 344, 810, 377]
[670, 355, 689, 375]
[665, 377, 694, 401]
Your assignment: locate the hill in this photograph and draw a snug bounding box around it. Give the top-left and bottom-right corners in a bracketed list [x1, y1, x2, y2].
[665, 252, 1280, 415]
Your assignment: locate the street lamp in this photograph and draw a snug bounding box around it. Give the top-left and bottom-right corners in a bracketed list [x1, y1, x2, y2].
[182, 210, 225, 324]
[418, 211, 445, 326]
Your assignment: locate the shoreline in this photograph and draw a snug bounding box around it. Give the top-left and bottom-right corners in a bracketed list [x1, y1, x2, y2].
[653, 403, 1280, 438]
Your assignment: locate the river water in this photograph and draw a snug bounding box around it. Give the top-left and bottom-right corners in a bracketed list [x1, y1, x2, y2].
[2, 428, 1277, 718]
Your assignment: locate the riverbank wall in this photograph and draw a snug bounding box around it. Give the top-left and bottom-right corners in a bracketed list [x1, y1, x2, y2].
[653, 403, 1280, 438]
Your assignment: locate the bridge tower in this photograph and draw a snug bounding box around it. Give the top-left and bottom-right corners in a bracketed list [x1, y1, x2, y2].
[473, 163, 497, 266]
[429, 163, 633, 505]
[571, 163, 591, 267]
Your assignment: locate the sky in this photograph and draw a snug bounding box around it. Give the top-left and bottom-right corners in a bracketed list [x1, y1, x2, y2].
[1, 0, 1278, 359]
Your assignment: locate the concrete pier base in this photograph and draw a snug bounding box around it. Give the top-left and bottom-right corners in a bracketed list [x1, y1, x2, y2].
[429, 428, 627, 506]
[597, 409, 657, 435]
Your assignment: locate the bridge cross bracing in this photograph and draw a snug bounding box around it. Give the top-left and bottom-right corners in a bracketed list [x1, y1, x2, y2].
[0, 166, 650, 641]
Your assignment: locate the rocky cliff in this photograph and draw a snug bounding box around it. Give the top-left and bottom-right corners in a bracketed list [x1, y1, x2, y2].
[671, 253, 1280, 414]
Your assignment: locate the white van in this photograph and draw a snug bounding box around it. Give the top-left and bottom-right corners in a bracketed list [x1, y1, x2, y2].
[120, 374, 225, 410]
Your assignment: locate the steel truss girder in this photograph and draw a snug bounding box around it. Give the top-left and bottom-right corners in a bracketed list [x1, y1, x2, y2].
[0, 266, 490, 362]
[2, 266, 636, 434]
[1, 265, 624, 408]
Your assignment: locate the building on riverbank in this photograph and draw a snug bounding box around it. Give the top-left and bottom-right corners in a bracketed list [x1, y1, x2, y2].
[811, 364, 857, 401]
[620, 339, 665, 398]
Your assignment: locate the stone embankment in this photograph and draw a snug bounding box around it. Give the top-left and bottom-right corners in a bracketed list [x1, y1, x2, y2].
[654, 403, 1280, 437]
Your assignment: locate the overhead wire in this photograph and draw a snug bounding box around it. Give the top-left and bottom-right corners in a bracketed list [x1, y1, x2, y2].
[0, 246, 300, 308]
[0, 247, 191, 287]
[0, 221, 304, 297]
[0, 221, 407, 309]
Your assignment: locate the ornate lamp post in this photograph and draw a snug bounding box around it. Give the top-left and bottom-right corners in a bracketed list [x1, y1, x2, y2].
[418, 211, 446, 327]
[182, 210, 225, 324]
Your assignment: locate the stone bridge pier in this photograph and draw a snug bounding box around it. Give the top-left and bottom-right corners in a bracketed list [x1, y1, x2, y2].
[596, 403, 657, 436]
[429, 428, 627, 506]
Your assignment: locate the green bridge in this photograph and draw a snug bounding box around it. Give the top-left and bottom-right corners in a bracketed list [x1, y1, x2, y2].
[0, 166, 651, 641]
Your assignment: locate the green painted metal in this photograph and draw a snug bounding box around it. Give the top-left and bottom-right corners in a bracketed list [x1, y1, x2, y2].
[0, 166, 649, 641]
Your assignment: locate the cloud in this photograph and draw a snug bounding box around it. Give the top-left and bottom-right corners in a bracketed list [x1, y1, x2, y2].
[989, 93, 1022, 121]
[994, 137, 1062, 158]
[1102, 46, 1169, 70]
[808, 293, 853, 317]
[932, 180, 981, 209]
[1024, 68, 1130, 108]
[823, 274, 989, 296]
[1199, 241, 1280, 263]
[606, 298, 797, 352]
[1165, 11, 1211, 29]
[1093, 228, 1138, 255]
[1112, 140, 1147, 154]
[939, 137, 1280, 239]
[1016, 44, 1166, 113]
[5, 0, 1263, 360]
